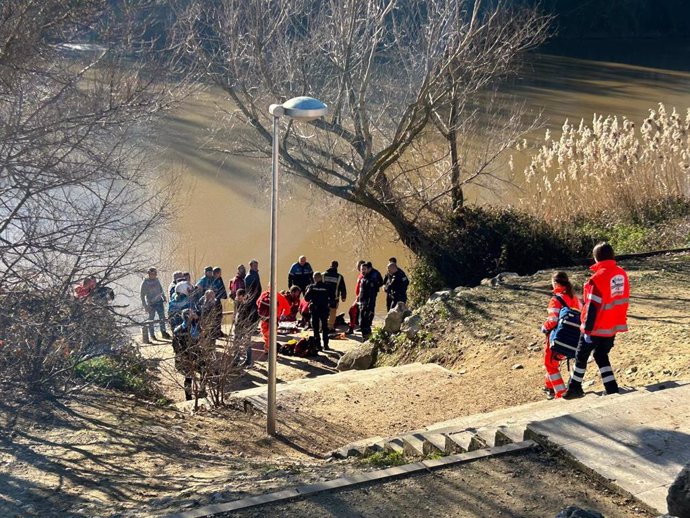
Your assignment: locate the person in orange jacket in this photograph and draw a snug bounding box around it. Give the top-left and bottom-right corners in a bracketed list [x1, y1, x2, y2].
[541, 271, 581, 399]
[562, 242, 630, 399]
[256, 288, 291, 353]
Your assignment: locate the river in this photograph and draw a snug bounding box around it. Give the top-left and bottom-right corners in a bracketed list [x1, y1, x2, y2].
[137, 42, 690, 310]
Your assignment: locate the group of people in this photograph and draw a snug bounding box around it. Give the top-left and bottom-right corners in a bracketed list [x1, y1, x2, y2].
[540, 242, 630, 400]
[138, 255, 410, 372]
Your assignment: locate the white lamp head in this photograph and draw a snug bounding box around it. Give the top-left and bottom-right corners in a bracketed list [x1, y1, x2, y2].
[281, 96, 328, 121]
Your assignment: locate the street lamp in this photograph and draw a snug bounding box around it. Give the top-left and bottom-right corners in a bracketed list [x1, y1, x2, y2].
[266, 96, 328, 436]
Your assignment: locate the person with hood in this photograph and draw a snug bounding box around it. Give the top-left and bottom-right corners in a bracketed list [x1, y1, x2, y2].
[140, 267, 170, 340]
[287, 255, 313, 293]
[304, 272, 335, 350]
[168, 281, 195, 330]
[323, 260, 347, 330]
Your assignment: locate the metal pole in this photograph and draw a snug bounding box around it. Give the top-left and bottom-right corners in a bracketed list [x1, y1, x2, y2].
[267, 105, 283, 436]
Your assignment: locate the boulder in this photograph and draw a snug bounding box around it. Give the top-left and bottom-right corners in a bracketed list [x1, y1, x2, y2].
[667, 463, 690, 518]
[383, 302, 407, 334]
[427, 290, 451, 303]
[555, 506, 603, 518]
[401, 314, 423, 339]
[337, 341, 377, 371]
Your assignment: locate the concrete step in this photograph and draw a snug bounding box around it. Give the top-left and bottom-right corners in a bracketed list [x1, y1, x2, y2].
[331, 382, 689, 459]
[384, 438, 404, 455]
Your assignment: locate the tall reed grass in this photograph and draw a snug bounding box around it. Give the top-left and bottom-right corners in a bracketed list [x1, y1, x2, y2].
[515, 103, 690, 223]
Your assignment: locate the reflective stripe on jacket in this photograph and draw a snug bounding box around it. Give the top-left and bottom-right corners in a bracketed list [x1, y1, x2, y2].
[543, 288, 581, 333]
[581, 259, 630, 337]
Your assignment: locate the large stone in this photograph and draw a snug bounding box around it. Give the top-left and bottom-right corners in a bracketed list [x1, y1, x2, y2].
[555, 506, 603, 518]
[383, 302, 407, 334]
[667, 463, 690, 518]
[336, 341, 377, 371]
[401, 314, 423, 339]
[427, 290, 451, 303]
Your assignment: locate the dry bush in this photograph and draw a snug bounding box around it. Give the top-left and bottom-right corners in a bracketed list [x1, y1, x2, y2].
[516, 103, 690, 223]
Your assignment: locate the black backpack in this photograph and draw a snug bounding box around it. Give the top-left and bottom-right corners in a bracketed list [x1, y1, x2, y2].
[549, 295, 582, 359]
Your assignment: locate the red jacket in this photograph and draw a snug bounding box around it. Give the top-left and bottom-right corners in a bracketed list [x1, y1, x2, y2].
[581, 260, 630, 337]
[543, 287, 581, 333]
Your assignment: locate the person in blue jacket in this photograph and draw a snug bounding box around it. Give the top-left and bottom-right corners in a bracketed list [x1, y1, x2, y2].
[288, 255, 313, 293]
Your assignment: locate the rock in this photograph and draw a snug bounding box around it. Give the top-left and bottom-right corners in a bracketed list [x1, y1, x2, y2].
[493, 334, 502, 341]
[505, 335, 514, 340]
[427, 290, 451, 302]
[583, 380, 595, 387]
[511, 363, 524, 370]
[383, 302, 408, 334]
[555, 506, 604, 518]
[626, 366, 638, 374]
[667, 463, 690, 518]
[337, 341, 377, 371]
[401, 314, 423, 339]
[459, 369, 467, 374]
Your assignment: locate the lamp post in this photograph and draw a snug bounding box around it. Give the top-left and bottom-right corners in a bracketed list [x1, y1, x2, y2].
[266, 96, 327, 436]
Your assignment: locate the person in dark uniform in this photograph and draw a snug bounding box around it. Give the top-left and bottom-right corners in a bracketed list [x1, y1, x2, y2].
[383, 261, 409, 310]
[288, 255, 313, 293]
[323, 260, 347, 331]
[358, 262, 382, 339]
[244, 259, 262, 326]
[304, 272, 335, 350]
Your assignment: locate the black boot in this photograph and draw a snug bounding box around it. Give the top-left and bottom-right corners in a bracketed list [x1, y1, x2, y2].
[562, 384, 585, 400]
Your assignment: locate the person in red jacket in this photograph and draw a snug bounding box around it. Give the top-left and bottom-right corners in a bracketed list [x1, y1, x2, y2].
[562, 242, 630, 399]
[541, 272, 581, 399]
[257, 288, 290, 353]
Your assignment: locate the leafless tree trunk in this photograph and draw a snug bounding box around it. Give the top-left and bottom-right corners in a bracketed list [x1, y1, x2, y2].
[171, 0, 550, 278]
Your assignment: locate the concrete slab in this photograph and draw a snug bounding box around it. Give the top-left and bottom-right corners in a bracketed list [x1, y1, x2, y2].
[526, 382, 690, 515]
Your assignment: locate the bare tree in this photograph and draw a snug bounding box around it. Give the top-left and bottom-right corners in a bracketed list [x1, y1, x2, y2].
[172, 0, 550, 282]
[0, 0, 187, 390]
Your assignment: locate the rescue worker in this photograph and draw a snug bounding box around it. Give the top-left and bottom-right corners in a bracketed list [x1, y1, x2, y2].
[304, 272, 335, 350]
[245, 259, 262, 326]
[347, 260, 365, 335]
[323, 260, 347, 331]
[358, 262, 382, 339]
[562, 242, 630, 399]
[541, 272, 581, 399]
[288, 255, 313, 293]
[383, 261, 409, 311]
[280, 286, 302, 321]
[256, 286, 290, 353]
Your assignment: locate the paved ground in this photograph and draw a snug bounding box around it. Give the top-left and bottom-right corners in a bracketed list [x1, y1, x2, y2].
[527, 383, 690, 514]
[221, 451, 652, 518]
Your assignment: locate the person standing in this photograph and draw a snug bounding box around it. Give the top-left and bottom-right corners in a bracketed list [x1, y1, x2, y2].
[288, 255, 313, 293]
[233, 289, 254, 367]
[229, 265, 246, 301]
[211, 267, 228, 337]
[347, 260, 365, 335]
[383, 261, 409, 311]
[323, 260, 347, 331]
[245, 259, 262, 325]
[541, 272, 581, 399]
[140, 267, 170, 340]
[358, 262, 382, 339]
[562, 242, 630, 399]
[304, 272, 334, 350]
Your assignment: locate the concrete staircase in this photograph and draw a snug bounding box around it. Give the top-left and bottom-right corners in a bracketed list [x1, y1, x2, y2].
[332, 381, 687, 459]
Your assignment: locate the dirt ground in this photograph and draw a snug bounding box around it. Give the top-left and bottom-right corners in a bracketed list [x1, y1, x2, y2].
[229, 451, 655, 518]
[1, 253, 688, 517]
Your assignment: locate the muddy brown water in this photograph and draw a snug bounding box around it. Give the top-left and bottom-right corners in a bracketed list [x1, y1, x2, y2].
[122, 47, 690, 311]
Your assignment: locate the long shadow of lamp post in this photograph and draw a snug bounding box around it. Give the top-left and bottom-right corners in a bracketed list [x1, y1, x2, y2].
[267, 96, 328, 436]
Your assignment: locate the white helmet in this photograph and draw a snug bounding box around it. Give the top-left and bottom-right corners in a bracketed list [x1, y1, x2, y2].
[175, 281, 193, 295]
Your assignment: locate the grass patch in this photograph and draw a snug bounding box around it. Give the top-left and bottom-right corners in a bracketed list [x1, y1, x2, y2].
[75, 353, 166, 403]
[361, 450, 407, 468]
